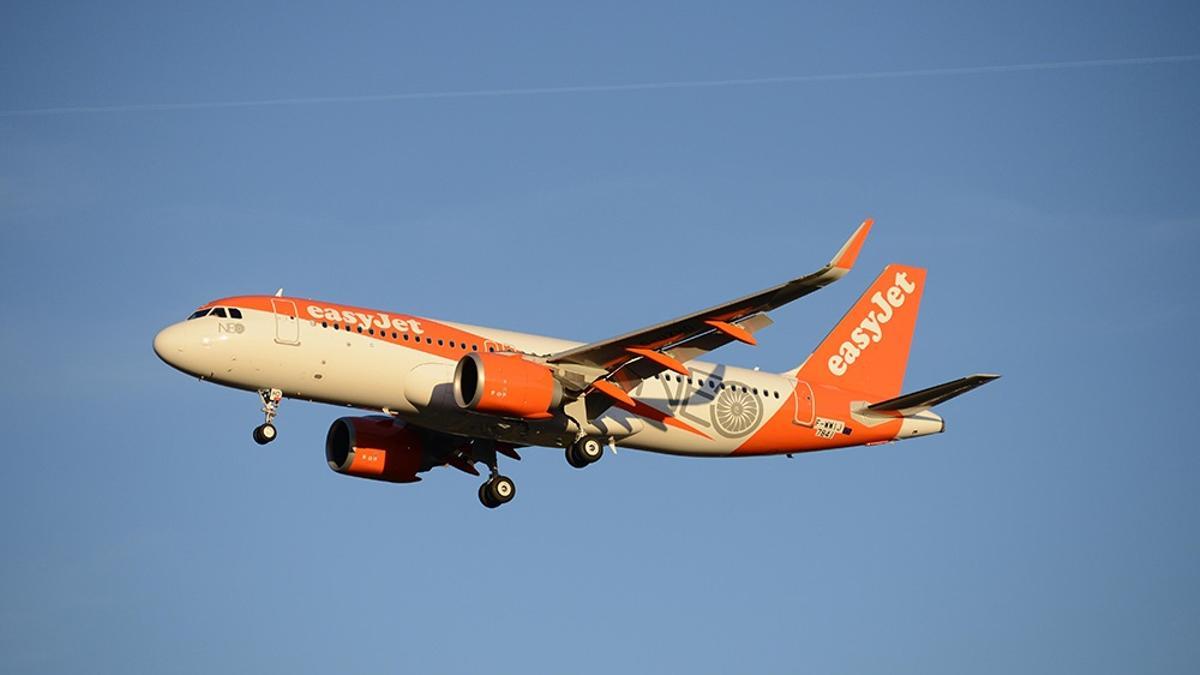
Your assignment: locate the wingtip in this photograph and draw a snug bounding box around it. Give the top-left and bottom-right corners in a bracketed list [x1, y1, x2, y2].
[830, 218, 873, 271]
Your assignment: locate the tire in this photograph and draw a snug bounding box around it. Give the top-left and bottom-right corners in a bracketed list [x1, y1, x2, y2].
[576, 437, 604, 463]
[487, 475, 516, 505]
[253, 423, 276, 445]
[478, 482, 499, 509]
[566, 446, 589, 469]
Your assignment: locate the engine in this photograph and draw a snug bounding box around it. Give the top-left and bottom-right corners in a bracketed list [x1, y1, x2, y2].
[452, 352, 563, 419]
[325, 416, 424, 483]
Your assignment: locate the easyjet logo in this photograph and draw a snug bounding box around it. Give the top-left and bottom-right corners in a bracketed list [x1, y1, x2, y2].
[306, 305, 425, 334]
[827, 271, 917, 377]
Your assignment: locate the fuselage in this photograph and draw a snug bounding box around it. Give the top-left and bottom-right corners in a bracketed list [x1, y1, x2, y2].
[154, 295, 942, 457]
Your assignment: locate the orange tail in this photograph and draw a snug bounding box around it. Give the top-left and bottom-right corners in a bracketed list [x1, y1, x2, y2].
[792, 264, 926, 399]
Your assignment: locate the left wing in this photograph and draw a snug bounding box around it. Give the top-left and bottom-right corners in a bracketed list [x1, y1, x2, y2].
[547, 219, 873, 391]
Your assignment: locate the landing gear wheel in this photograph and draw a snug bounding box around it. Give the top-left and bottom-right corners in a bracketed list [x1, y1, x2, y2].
[478, 482, 498, 509]
[252, 423, 277, 445]
[479, 475, 516, 508]
[576, 437, 604, 463]
[566, 437, 603, 468]
[566, 446, 588, 468]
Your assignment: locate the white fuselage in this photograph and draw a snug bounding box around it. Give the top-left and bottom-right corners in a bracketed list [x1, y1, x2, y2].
[154, 298, 805, 457]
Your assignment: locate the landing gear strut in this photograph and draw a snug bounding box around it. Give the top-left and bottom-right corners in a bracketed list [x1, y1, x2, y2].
[253, 388, 283, 445]
[566, 436, 604, 469]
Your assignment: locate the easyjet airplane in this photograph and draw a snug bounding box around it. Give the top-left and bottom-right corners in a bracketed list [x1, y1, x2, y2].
[154, 221, 996, 508]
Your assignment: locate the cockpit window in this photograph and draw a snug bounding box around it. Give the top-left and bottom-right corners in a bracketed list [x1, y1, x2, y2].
[211, 307, 228, 318]
[187, 309, 211, 320]
[228, 308, 243, 319]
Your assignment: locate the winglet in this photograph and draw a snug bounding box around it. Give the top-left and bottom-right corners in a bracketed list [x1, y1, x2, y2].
[829, 219, 873, 272]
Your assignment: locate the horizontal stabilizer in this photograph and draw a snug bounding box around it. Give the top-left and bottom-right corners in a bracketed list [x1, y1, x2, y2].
[867, 374, 1000, 415]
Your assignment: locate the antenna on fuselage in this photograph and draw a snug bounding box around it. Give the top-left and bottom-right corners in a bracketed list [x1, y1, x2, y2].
[274, 288, 284, 297]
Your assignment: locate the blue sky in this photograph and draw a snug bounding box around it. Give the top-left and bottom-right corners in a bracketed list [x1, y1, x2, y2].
[2, 2, 1198, 673]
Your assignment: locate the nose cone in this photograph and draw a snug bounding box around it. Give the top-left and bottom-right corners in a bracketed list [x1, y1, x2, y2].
[153, 322, 190, 370]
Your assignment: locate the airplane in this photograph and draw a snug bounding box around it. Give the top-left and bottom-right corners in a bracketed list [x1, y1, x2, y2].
[153, 220, 997, 508]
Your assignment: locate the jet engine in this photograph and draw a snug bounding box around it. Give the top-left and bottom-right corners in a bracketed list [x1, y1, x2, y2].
[325, 416, 425, 483]
[453, 352, 563, 419]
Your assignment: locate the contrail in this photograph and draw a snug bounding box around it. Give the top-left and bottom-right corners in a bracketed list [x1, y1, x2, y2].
[2, 54, 1197, 117]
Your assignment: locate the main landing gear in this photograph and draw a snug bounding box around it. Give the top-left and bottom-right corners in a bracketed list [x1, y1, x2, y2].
[566, 436, 604, 469]
[475, 442, 517, 509]
[478, 473, 516, 509]
[253, 388, 283, 445]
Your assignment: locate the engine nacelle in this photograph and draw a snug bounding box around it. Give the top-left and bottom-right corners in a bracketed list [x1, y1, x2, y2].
[325, 416, 424, 483]
[453, 352, 563, 419]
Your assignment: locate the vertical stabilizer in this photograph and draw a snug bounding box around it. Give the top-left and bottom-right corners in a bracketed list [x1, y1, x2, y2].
[792, 265, 926, 399]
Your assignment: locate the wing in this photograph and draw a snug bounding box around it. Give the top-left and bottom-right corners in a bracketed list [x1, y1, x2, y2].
[547, 219, 873, 391]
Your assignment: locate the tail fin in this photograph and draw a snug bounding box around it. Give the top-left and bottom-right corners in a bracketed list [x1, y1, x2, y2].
[791, 264, 926, 399]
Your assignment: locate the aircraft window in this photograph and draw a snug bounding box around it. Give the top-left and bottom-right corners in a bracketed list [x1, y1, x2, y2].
[461, 343, 467, 350]
[449, 340, 455, 348]
[368, 328, 375, 335]
[488, 346, 495, 352]
[427, 337, 433, 344]
[473, 344, 479, 351]
[438, 339, 444, 346]
[774, 391, 780, 399]
[391, 331, 397, 339]
[356, 326, 363, 333]
[211, 307, 228, 318]
[403, 334, 409, 341]
[322, 322, 328, 328]
[187, 309, 210, 320]
[228, 308, 243, 319]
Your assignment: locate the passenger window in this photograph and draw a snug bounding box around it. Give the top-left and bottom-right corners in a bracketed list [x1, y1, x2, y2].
[228, 308, 243, 319]
[211, 307, 227, 318]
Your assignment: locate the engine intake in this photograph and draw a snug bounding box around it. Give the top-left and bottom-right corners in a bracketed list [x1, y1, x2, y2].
[453, 352, 562, 419]
[325, 416, 424, 483]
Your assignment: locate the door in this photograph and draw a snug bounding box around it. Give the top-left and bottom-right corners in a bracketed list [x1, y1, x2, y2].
[271, 298, 301, 345]
[791, 378, 815, 427]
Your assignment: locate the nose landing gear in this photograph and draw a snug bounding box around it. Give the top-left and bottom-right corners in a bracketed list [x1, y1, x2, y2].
[253, 388, 283, 445]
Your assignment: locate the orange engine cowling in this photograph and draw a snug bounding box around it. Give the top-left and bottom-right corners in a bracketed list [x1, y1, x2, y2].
[325, 416, 424, 483]
[453, 352, 563, 419]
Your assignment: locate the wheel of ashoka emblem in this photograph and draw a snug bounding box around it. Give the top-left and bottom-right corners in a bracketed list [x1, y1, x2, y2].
[710, 384, 763, 438]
